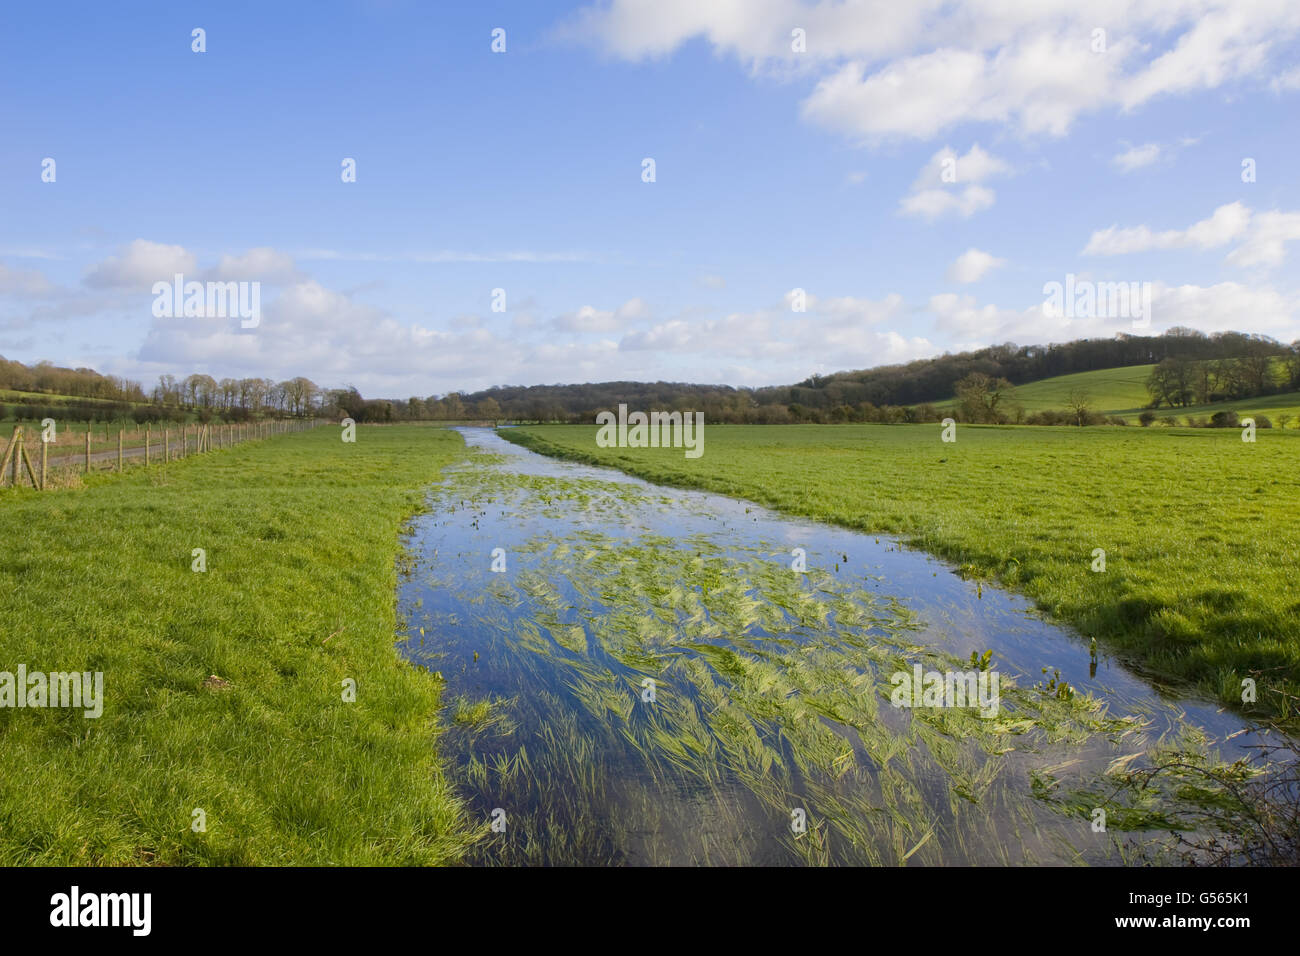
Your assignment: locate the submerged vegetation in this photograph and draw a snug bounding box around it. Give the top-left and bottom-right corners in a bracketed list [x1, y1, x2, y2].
[400, 436, 1279, 866]
[504, 424, 1300, 726]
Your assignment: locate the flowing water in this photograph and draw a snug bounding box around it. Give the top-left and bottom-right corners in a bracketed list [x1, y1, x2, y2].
[396, 428, 1261, 866]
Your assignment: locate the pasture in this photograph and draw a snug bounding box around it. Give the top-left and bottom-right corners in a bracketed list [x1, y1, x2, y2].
[0, 424, 476, 864]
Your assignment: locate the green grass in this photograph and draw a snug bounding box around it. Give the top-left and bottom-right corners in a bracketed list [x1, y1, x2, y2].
[1005, 366, 1154, 413]
[0, 423, 478, 864]
[933, 365, 1156, 414]
[504, 423, 1300, 722]
[1116, 392, 1300, 423]
[936, 364, 1300, 422]
[0, 388, 130, 404]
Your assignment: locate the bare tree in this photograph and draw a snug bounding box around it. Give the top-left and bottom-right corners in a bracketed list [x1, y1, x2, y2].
[1064, 387, 1094, 426]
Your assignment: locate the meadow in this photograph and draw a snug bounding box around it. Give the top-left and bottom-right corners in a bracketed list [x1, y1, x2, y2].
[936, 364, 1300, 423]
[0, 423, 477, 864]
[505, 423, 1300, 722]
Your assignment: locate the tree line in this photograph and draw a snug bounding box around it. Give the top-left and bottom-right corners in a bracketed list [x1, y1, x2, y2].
[1145, 347, 1300, 408]
[6, 327, 1299, 427]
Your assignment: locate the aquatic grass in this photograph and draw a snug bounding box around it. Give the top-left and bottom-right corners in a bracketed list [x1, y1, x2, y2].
[506, 423, 1300, 723]
[398, 444, 1264, 866]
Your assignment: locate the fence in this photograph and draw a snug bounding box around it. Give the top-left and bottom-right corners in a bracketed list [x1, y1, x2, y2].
[0, 419, 322, 491]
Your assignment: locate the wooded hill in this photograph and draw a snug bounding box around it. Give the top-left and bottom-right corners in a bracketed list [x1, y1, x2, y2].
[435, 328, 1298, 423]
[5, 327, 1297, 425]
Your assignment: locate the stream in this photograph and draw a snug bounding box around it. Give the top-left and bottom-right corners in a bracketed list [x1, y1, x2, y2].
[396, 427, 1262, 866]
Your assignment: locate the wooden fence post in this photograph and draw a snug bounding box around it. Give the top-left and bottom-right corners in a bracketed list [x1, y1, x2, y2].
[1, 426, 38, 489]
[146, 425, 151, 467]
[118, 428, 123, 472]
[85, 429, 91, 473]
[18, 433, 36, 488]
[0, 427, 17, 486]
[40, 437, 47, 490]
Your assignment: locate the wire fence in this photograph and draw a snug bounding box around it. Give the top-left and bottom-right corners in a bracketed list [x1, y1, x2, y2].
[0, 419, 323, 490]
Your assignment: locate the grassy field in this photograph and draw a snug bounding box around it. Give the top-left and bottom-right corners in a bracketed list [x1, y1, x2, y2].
[936, 364, 1300, 423]
[0, 423, 477, 864]
[1003, 366, 1153, 413]
[1116, 392, 1300, 423]
[505, 423, 1300, 722]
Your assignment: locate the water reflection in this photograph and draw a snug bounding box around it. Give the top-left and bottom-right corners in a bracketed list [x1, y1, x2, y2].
[397, 428, 1253, 865]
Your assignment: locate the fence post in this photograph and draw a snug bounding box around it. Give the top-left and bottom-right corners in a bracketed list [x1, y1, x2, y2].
[17, 430, 37, 489]
[0, 427, 17, 486]
[164, 428, 169, 463]
[146, 425, 151, 467]
[118, 428, 123, 472]
[40, 437, 47, 490]
[85, 429, 90, 473]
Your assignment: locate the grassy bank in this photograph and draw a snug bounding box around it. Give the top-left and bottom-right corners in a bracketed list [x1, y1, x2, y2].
[0, 424, 476, 864]
[504, 423, 1300, 721]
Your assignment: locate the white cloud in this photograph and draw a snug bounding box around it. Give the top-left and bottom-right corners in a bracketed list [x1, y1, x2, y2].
[1083, 202, 1300, 268]
[619, 292, 910, 368]
[932, 280, 1300, 343]
[84, 240, 197, 289]
[1149, 281, 1299, 335]
[1271, 65, 1300, 91]
[552, 298, 649, 333]
[947, 248, 1006, 283]
[568, 1, 1300, 142]
[930, 292, 1064, 341]
[1112, 142, 1162, 171]
[910, 144, 1009, 189]
[902, 185, 996, 220]
[1225, 210, 1300, 268]
[1082, 202, 1252, 255]
[900, 144, 1008, 220]
[1111, 136, 1199, 172]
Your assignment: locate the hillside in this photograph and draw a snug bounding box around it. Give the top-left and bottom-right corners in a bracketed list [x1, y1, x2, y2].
[937, 362, 1300, 424]
[937, 366, 1155, 414]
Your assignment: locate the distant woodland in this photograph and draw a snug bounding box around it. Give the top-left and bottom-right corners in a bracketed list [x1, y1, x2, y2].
[3, 328, 1297, 425]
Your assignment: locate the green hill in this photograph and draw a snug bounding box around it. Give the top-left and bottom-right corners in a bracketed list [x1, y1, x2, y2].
[1002, 366, 1154, 413]
[940, 363, 1300, 424]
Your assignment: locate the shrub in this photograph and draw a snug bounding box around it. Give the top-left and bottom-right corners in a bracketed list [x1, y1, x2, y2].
[1026, 409, 1069, 426]
[1210, 410, 1240, 428]
[1139, 410, 1157, 427]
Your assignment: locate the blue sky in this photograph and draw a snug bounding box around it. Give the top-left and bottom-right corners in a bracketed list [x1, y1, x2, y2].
[2, 0, 1298, 397]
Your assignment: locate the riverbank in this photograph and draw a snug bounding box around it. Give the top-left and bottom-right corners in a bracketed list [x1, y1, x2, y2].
[0, 424, 476, 864]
